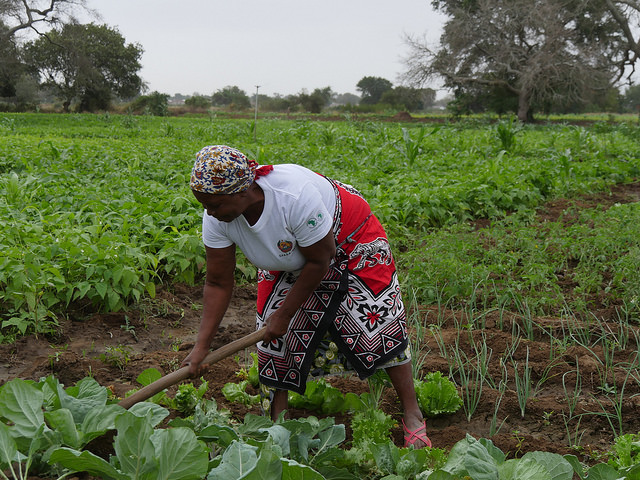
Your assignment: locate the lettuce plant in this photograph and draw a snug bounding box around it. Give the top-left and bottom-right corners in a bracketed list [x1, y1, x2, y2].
[607, 432, 640, 469]
[128, 367, 209, 415]
[351, 409, 396, 450]
[221, 380, 260, 407]
[414, 371, 463, 417]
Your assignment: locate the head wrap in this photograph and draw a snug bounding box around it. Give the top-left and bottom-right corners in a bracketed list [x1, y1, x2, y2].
[190, 145, 257, 194]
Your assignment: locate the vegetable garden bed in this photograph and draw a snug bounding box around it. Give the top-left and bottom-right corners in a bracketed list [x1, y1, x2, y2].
[1, 113, 640, 479]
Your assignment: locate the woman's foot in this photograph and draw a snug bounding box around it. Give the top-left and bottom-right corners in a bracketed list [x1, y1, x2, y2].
[402, 418, 432, 448]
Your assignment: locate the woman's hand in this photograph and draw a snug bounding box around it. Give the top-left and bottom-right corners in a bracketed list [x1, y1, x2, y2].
[262, 310, 293, 345]
[181, 343, 210, 377]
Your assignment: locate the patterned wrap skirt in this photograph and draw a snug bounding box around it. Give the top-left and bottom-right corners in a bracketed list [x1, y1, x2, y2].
[255, 177, 409, 395]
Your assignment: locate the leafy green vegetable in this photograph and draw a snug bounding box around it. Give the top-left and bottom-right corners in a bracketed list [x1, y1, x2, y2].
[432, 434, 577, 480]
[607, 432, 640, 469]
[50, 410, 209, 480]
[238, 352, 261, 387]
[222, 380, 260, 407]
[208, 439, 284, 479]
[0, 375, 125, 478]
[56, 376, 109, 423]
[172, 381, 209, 415]
[287, 378, 369, 414]
[0, 378, 47, 450]
[351, 409, 395, 450]
[414, 371, 463, 418]
[130, 367, 208, 415]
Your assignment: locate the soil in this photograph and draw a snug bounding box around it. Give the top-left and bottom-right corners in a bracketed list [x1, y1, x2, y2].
[2, 180, 640, 478]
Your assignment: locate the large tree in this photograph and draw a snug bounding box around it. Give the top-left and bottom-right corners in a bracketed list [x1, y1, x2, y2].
[404, 0, 640, 121]
[380, 86, 436, 111]
[295, 86, 334, 113]
[0, 21, 23, 97]
[24, 22, 144, 111]
[211, 85, 251, 109]
[0, 0, 90, 106]
[356, 76, 393, 105]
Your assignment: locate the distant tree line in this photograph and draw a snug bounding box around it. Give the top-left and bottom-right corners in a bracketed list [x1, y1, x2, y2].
[4, 0, 640, 117]
[0, 0, 439, 116]
[177, 80, 437, 115]
[0, 0, 436, 116]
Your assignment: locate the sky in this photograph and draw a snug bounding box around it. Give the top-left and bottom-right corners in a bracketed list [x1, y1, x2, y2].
[82, 0, 446, 98]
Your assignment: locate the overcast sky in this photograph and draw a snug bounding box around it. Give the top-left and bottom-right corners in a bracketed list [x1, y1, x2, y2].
[82, 1, 445, 98]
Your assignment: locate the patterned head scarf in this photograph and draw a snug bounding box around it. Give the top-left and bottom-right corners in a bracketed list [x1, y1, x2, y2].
[190, 145, 257, 194]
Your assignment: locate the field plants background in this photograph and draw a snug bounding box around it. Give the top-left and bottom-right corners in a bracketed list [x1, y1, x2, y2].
[1, 112, 640, 479]
[2, 113, 639, 331]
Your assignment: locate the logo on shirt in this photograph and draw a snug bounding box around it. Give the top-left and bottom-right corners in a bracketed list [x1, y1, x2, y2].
[277, 240, 293, 253]
[307, 212, 325, 228]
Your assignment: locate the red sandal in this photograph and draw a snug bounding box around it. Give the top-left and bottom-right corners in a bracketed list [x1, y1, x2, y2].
[403, 419, 432, 448]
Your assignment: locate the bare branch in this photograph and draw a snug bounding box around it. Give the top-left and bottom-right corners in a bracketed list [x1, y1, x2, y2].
[2, 0, 89, 41]
[604, 0, 640, 81]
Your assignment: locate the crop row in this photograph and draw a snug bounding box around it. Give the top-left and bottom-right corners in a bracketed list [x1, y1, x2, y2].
[1, 113, 640, 338]
[2, 366, 639, 479]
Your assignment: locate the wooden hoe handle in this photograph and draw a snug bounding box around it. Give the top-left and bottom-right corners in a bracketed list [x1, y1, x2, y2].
[118, 327, 265, 409]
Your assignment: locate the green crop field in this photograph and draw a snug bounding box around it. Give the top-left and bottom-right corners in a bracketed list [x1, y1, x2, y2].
[2, 113, 639, 335]
[1, 112, 640, 479]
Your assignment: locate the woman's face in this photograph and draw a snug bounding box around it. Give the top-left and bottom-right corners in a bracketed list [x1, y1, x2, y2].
[192, 190, 246, 223]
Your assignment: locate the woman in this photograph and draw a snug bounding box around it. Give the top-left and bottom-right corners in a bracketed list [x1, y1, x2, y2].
[181, 145, 431, 448]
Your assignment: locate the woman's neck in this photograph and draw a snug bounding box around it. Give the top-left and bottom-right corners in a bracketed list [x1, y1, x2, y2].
[242, 183, 264, 226]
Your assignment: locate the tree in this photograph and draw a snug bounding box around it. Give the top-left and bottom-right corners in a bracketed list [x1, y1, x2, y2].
[258, 93, 296, 113]
[23, 23, 144, 111]
[356, 76, 393, 105]
[0, 21, 23, 98]
[295, 87, 334, 113]
[404, 0, 634, 121]
[334, 92, 360, 106]
[380, 86, 436, 111]
[211, 86, 250, 110]
[14, 74, 39, 108]
[129, 91, 168, 116]
[0, 0, 88, 41]
[601, 0, 640, 84]
[185, 95, 211, 108]
[620, 85, 640, 112]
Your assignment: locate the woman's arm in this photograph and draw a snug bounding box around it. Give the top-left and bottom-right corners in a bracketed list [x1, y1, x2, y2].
[181, 244, 236, 375]
[262, 230, 336, 344]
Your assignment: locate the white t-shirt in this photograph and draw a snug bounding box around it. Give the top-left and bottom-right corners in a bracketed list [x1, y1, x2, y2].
[201, 164, 336, 272]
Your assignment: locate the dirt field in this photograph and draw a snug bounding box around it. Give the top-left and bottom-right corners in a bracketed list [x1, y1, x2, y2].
[1, 181, 639, 472]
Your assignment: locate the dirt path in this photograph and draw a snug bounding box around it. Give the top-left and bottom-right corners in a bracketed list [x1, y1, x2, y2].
[2, 180, 639, 465]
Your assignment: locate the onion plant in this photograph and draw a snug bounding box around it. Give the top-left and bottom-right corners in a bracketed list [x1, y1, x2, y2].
[511, 346, 532, 419]
[489, 361, 509, 437]
[561, 363, 585, 448]
[451, 341, 485, 422]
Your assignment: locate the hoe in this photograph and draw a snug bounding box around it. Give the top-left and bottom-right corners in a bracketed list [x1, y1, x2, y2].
[118, 328, 265, 409]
